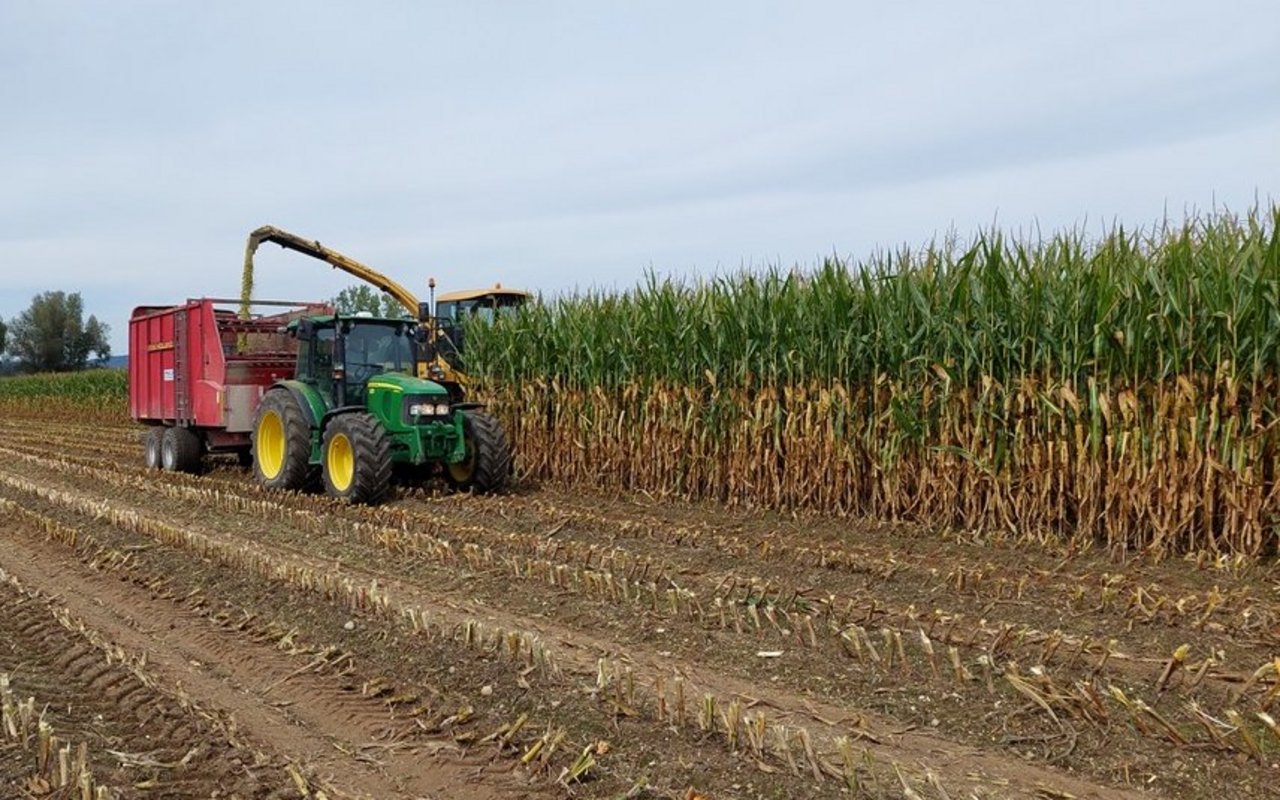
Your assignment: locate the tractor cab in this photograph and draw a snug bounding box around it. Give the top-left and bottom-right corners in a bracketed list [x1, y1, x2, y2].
[293, 314, 418, 407]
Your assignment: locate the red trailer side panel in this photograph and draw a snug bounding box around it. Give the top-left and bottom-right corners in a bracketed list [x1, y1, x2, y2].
[129, 303, 182, 423]
[187, 300, 227, 427]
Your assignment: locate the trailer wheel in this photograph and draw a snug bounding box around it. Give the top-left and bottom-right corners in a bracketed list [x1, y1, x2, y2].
[161, 426, 202, 473]
[322, 413, 392, 504]
[142, 427, 164, 470]
[445, 410, 512, 493]
[252, 389, 313, 491]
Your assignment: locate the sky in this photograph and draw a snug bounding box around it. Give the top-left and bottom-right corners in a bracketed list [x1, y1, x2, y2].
[1, 1, 1277, 356]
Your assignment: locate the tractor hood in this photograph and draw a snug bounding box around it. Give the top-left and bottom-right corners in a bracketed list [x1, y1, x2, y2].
[365, 371, 450, 396]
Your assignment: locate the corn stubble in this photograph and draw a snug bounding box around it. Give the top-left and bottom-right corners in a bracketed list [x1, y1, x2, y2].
[3, 665, 110, 798]
[471, 208, 1280, 557]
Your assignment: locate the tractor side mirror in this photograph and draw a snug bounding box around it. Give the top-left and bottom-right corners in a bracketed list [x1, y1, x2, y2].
[417, 301, 431, 322]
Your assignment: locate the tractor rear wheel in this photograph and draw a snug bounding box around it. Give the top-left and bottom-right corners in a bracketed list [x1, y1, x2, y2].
[161, 426, 202, 473]
[142, 427, 164, 469]
[322, 413, 392, 504]
[445, 410, 512, 493]
[253, 389, 313, 491]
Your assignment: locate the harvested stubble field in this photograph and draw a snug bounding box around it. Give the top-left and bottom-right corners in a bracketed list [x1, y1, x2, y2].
[0, 411, 1277, 799]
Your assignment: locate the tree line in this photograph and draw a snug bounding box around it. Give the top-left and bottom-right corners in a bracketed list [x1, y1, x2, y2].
[0, 285, 410, 376]
[0, 291, 111, 374]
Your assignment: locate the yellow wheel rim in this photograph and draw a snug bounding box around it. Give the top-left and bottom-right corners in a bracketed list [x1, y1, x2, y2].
[257, 410, 285, 479]
[327, 432, 354, 493]
[447, 433, 477, 483]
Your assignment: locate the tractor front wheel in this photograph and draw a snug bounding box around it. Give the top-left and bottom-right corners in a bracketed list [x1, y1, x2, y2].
[445, 410, 512, 493]
[322, 413, 393, 504]
[253, 389, 313, 491]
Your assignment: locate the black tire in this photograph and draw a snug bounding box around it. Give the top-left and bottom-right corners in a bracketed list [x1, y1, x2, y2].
[445, 410, 512, 493]
[142, 427, 164, 470]
[252, 389, 314, 491]
[322, 413, 392, 504]
[161, 426, 202, 473]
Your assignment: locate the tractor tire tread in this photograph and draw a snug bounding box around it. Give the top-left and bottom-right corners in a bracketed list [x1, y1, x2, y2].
[142, 427, 164, 470]
[253, 389, 315, 491]
[161, 426, 202, 473]
[459, 410, 512, 493]
[323, 413, 393, 505]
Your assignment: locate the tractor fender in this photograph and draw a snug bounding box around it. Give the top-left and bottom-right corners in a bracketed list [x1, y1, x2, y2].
[321, 405, 368, 427]
[271, 380, 327, 428]
[450, 401, 486, 411]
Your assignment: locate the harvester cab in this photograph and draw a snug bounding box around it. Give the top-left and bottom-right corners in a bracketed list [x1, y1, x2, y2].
[252, 311, 512, 504]
[418, 280, 531, 401]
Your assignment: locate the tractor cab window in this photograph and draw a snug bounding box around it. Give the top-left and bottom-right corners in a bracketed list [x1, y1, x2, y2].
[436, 295, 524, 326]
[298, 327, 336, 397]
[341, 321, 415, 405]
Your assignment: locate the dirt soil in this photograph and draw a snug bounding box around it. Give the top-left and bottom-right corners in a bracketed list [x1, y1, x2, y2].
[0, 417, 1277, 799]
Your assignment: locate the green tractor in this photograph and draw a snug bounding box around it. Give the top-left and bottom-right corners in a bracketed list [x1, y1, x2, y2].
[251, 313, 511, 504]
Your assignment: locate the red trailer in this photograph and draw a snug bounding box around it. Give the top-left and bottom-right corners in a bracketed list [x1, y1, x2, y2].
[129, 298, 331, 471]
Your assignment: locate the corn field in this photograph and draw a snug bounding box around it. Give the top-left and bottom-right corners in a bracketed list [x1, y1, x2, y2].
[471, 207, 1280, 557]
[0, 369, 128, 422]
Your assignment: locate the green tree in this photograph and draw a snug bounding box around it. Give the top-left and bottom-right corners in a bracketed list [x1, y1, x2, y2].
[0, 316, 6, 354]
[333, 285, 406, 317]
[6, 291, 111, 372]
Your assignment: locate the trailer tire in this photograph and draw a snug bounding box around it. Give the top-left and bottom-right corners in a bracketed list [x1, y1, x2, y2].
[142, 427, 164, 470]
[161, 426, 202, 473]
[445, 410, 512, 493]
[253, 389, 313, 491]
[322, 413, 392, 505]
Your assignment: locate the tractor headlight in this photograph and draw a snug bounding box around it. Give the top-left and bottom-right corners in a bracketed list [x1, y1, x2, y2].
[406, 401, 451, 417]
[403, 396, 452, 423]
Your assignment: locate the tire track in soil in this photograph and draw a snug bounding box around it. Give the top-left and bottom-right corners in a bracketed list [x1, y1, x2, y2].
[0, 522, 555, 800]
[0, 457, 1156, 799]
[0, 569, 292, 798]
